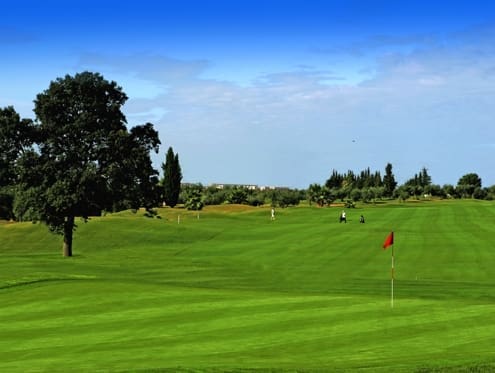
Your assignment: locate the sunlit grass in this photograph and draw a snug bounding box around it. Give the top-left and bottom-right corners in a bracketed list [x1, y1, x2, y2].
[1, 200, 495, 371]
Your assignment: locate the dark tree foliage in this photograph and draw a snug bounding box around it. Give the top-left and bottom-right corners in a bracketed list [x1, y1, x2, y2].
[182, 183, 204, 211]
[383, 163, 397, 197]
[326, 168, 383, 192]
[342, 170, 356, 189]
[316, 165, 397, 203]
[228, 187, 248, 204]
[203, 185, 228, 205]
[405, 167, 432, 188]
[0, 106, 35, 188]
[14, 72, 160, 256]
[419, 167, 432, 187]
[457, 173, 482, 188]
[325, 169, 343, 189]
[162, 146, 182, 207]
[308, 183, 334, 206]
[0, 107, 36, 220]
[457, 173, 482, 198]
[269, 188, 301, 208]
[0, 190, 14, 220]
[315, 164, 493, 202]
[246, 192, 265, 207]
[403, 167, 433, 198]
[125, 123, 161, 210]
[485, 185, 495, 200]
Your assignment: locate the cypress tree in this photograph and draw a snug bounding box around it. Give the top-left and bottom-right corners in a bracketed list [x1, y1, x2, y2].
[162, 147, 182, 207]
[383, 163, 397, 197]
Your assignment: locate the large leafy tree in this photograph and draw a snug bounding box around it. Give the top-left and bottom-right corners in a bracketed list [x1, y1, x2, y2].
[15, 71, 160, 256]
[162, 146, 182, 207]
[457, 173, 482, 198]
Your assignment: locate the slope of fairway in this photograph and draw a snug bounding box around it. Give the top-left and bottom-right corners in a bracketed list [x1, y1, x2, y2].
[1, 200, 495, 372]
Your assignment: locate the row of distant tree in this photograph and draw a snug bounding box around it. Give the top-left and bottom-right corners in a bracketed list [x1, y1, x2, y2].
[175, 163, 492, 210]
[178, 184, 304, 210]
[307, 165, 493, 206]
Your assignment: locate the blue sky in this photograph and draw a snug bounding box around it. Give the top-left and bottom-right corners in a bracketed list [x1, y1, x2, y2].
[2, 0, 495, 188]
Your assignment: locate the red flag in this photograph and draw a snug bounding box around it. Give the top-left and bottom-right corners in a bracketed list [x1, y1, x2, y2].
[383, 232, 394, 249]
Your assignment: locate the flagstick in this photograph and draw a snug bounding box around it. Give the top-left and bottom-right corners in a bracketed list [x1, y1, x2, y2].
[382, 231, 395, 308]
[391, 245, 395, 308]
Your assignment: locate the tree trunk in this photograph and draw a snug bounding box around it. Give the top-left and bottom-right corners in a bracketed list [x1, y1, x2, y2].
[63, 215, 74, 257]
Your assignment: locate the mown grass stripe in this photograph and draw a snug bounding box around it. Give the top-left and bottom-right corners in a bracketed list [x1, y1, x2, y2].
[2, 200, 495, 371]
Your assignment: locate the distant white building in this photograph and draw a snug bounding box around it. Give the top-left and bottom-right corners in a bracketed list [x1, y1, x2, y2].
[210, 183, 279, 191]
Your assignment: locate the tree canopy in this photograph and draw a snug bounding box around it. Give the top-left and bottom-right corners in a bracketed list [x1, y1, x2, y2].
[456, 173, 482, 198]
[457, 173, 482, 188]
[14, 71, 160, 256]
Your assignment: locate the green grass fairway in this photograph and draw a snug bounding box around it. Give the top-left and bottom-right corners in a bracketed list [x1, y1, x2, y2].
[2, 200, 495, 372]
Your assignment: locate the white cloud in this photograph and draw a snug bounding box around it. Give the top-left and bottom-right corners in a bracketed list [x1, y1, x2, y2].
[76, 26, 495, 187]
